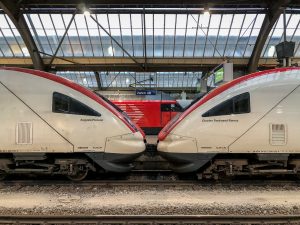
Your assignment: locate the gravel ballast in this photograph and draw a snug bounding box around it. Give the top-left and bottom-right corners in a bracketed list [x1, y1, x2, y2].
[0, 182, 299, 216]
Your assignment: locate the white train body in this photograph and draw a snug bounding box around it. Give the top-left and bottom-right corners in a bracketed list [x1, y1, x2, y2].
[158, 68, 300, 174]
[0, 67, 145, 178]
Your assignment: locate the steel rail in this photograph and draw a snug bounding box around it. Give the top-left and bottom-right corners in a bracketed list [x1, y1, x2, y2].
[0, 215, 300, 224]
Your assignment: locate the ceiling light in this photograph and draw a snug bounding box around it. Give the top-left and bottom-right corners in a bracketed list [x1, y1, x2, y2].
[83, 9, 91, 16]
[204, 9, 210, 16]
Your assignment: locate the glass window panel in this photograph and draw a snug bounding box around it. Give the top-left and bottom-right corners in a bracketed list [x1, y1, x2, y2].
[165, 14, 176, 35]
[92, 45, 103, 56]
[287, 14, 300, 28]
[84, 14, 97, 29]
[207, 28, 218, 43]
[224, 44, 236, 57]
[231, 14, 244, 28]
[227, 29, 239, 44]
[154, 44, 163, 56]
[220, 14, 233, 28]
[81, 44, 93, 56]
[101, 36, 111, 45]
[243, 14, 256, 28]
[204, 45, 214, 57]
[97, 14, 109, 36]
[146, 44, 153, 57]
[154, 14, 164, 36]
[120, 14, 131, 36]
[108, 14, 120, 36]
[145, 14, 153, 35]
[123, 44, 133, 56]
[251, 28, 260, 37]
[174, 44, 184, 56]
[186, 14, 198, 36]
[194, 44, 205, 56]
[210, 14, 221, 28]
[0, 15, 10, 28]
[71, 43, 83, 56]
[2, 28, 14, 39]
[244, 44, 254, 57]
[199, 14, 210, 29]
[40, 44, 52, 54]
[295, 44, 300, 57]
[29, 14, 43, 29]
[40, 14, 54, 29]
[239, 31, 250, 44]
[214, 44, 226, 57]
[292, 26, 300, 42]
[145, 14, 153, 28]
[218, 29, 229, 43]
[176, 14, 187, 29]
[133, 44, 143, 56]
[184, 44, 194, 56]
[234, 44, 246, 57]
[61, 44, 73, 56]
[272, 28, 283, 38]
[131, 14, 142, 28]
[254, 14, 265, 28]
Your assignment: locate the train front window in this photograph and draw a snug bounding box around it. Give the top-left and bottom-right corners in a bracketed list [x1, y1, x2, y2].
[161, 104, 171, 112]
[202, 92, 250, 117]
[52, 92, 101, 117]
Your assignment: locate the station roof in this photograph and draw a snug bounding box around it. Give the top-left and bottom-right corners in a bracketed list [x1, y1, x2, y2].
[1, 0, 300, 90]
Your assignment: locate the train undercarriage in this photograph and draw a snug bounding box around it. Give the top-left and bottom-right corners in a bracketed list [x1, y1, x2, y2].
[1, 152, 300, 181]
[0, 152, 141, 181]
[158, 151, 300, 180]
[0, 153, 96, 181]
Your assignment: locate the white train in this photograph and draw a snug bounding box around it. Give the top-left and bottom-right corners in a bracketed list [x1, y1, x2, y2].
[0, 67, 145, 180]
[158, 67, 300, 179]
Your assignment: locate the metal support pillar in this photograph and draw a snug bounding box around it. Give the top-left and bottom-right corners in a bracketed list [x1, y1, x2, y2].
[0, 0, 44, 70]
[248, 0, 290, 73]
[94, 71, 102, 90]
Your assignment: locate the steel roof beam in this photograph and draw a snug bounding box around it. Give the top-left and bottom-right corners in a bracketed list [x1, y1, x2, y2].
[0, 0, 44, 70]
[94, 71, 102, 89]
[248, 0, 291, 73]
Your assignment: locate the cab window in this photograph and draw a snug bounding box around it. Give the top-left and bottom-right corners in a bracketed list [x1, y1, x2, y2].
[52, 92, 101, 117]
[161, 103, 171, 112]
[202, 92, 250, 117]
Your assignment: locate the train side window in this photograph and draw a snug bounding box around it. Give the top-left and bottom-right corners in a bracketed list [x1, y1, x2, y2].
[233, 92, 250, 114]
[52, 92, 101, 117]
[202, 92, 250, 117]
[202, 99, 233, 117]
[171, 103, 183, 112]
[53, 92, 69, 113]
[161, 104, 171, 112]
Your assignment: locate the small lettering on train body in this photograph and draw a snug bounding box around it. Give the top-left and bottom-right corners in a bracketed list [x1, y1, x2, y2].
[202, 118, 238, 122]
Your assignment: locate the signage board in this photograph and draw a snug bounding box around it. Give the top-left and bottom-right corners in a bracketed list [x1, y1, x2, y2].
[135, 90, 157, 95]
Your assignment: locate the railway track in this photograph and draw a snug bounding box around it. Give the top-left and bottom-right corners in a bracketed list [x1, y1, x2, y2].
[0, 215, 300, 224]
